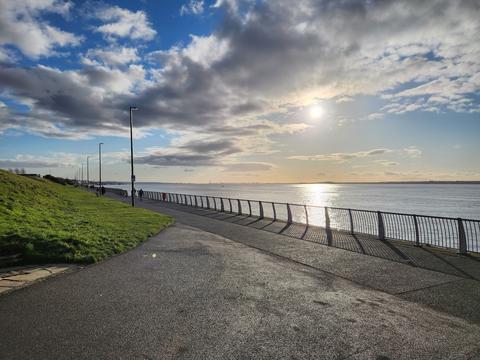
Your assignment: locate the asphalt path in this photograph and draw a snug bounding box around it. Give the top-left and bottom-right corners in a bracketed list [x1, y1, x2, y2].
[1, 223, 479, 359]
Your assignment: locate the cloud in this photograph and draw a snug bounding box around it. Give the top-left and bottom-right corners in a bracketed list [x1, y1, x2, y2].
[135, 153, 216, 167]
[136, 138, 241, 167]
[374, 160, 399, 167]
[0, 159, 61, 169]
[83, 47, 139, 66]
[180, 1, 205, 16]
[289, 148, 393, 162]
[0, 0, 479, 162]
[94, 5, 156, 41]
[0, 0, 82, 59]
[0, 153, 82, 169]
[403, 146, 422, 158]
[222, 162, 273, 172]
[178, 139, 241, 155]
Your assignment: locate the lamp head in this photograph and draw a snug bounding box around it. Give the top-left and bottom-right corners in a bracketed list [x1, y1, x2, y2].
[130, 106, 139, 111]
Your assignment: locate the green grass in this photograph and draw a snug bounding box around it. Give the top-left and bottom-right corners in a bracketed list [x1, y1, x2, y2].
[0, 170, 173, 264]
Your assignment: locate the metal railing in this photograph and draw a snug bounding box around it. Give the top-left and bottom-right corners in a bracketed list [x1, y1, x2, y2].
[115, 189, 480, 254]
[103, 187, 128, 197]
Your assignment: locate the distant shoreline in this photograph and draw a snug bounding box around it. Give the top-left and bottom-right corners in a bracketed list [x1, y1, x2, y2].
[102, 180, 480, 185]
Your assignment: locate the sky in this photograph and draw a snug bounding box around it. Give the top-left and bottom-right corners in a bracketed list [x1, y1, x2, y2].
[0, 0, 479, 183]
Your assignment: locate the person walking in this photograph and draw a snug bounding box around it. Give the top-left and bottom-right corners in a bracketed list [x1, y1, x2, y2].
[139, 189, 144, 201]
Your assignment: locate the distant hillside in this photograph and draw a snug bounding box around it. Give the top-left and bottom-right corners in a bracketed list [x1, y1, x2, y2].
[0, 170, 172, 264]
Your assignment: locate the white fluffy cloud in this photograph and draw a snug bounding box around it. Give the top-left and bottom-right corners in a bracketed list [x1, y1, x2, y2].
[94, 5, 156, 41]
[180, 1, 205, 16]
[0, 0, 81, 59]
[83, 47, 140, 66]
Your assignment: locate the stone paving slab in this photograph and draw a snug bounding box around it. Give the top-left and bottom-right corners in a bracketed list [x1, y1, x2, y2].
[0, 265, 77, 295]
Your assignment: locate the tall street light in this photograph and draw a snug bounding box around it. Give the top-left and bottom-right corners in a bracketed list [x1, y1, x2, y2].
[129, 106, 139, 207]
[99, 142, 104, 191]
[87, 156, 90, 187]
[81, 163, 84, 185]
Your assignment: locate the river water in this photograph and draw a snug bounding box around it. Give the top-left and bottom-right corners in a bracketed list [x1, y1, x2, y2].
[108, 183, 480, 220]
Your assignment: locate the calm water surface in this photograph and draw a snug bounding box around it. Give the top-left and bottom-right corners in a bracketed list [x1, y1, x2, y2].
[109, 183, 480, 220]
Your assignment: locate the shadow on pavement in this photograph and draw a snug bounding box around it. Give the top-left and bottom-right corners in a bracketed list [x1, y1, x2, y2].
[150, 201, 480, 281]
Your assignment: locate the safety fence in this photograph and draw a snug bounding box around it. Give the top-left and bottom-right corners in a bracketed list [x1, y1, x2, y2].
[104, 187, 128, 197]
[115, 189, 480, 254]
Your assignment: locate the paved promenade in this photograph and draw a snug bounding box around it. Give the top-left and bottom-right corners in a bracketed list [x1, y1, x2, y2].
[122, 196, 480, 323]
[1, 196, 479, 359]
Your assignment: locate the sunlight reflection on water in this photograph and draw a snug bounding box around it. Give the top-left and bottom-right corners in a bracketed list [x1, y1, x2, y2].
[110, 182, 480, 220]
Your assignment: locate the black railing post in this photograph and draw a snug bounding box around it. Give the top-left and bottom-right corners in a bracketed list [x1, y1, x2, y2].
[413, 215, 420, 246]
[206, 197, 210, 209]
[272, 202, 277, 221]
[213, 197, 217, 211]
[194, 195, 198, 207]
[200, 196, 204, 208]
[247, 200, 252, 217]
[458, 218, 467, 255]
[228, 198, 232, 213]
[304, 205, 309, 227]
[220, 198, 224, 212]
[325, 207, 332, 246]
[259, 201, 264, 219]
[348, 209, 354, 234]
[378, 211, 385, 241]
[287, 204, 292, 225]
[237, 199, 242, 215]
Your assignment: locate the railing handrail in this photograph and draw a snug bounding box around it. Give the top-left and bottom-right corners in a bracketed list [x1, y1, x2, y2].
[107, 188, 480, 254]
[141, 190, 480, 223]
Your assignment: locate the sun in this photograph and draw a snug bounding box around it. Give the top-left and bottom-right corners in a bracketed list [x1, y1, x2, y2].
[309, 104, 325, 119]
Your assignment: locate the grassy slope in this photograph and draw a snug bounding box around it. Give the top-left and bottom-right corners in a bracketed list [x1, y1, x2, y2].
[0, 170, 173, 264]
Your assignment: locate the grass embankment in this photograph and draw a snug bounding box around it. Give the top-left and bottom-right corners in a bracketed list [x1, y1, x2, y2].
[0, 170, 173, 264]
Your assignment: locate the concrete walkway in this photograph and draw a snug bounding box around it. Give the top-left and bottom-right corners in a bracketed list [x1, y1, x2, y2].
[1, 222, 479, 359]
[115, 196, 480, 324]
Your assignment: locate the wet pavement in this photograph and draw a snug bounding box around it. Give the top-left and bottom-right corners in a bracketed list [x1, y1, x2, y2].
[1, 223, 479, 359]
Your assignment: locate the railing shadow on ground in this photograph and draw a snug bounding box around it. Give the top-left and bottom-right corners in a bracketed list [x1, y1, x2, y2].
[146, 199, 480, 281]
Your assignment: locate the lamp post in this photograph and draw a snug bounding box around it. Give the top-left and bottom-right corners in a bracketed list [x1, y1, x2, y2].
[129, 106, 139, 207]
[81, 163, 84, 186]
[99, 142, 104, 191]
[87, 156, 90, 187]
